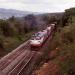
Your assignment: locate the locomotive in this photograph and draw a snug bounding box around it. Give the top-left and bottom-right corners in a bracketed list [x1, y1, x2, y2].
[29, 23, 55, 47]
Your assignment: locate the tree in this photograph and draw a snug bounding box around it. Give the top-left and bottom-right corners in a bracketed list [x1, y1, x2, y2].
[0, 20, 14, 36]
[65, 8, 75, 16]
[43, 15, 58, 25]
[0, 36, 4, 49]
[42, 15, 50, 25]
[15, 22, 25, 35]
[8, 16, 15, 22]
[24, 14, 37, 30]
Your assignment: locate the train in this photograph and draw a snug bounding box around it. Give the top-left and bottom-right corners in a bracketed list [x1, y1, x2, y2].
[29, 23, 56, 47]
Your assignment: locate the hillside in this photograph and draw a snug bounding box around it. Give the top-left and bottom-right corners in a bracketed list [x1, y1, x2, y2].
[34, 7, 75, 75]
[0, 8, 63, 20]
[0, 8, 37, 19]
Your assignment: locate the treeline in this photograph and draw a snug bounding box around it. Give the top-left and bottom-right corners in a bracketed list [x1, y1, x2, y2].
[61, 7, 75, 26]
[0, 14, 38, 37]
[0, 14, 38, 53]
[48, 7, 75, 74]
[65, 8, 75, 16]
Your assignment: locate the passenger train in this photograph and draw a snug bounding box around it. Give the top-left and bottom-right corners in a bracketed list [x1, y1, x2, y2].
[29, 23, 56, 47]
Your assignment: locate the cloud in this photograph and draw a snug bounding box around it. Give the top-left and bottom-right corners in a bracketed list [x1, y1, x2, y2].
[0, 0, 75, 12]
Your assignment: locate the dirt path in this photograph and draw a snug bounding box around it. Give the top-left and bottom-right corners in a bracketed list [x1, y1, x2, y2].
[34, 47, 61, 75]
[35, 61, 59, 75]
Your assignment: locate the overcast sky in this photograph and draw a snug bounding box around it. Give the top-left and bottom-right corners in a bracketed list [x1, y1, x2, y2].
[0, 0, 75, 13]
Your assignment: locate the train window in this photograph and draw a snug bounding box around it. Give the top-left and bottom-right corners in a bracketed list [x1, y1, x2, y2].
[31, 32, 44, 40]
[36, 37, 41, 40]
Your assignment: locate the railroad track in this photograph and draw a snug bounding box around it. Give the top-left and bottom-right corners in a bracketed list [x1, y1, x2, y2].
[0, 40, 31, 75]
[0, 49, 38, 75]
[0, 41, 29, 70]
[0, 48, 26, 70]
[1, 51, 36, 75]
[7, 51, 36, 75]
[1, 50, 31, 75]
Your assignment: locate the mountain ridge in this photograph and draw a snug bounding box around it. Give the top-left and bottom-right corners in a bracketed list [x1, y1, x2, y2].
[0, 8, 38, 19]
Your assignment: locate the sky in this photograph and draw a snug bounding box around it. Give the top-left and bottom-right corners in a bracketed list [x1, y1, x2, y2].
[0, 0, 75, 13]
